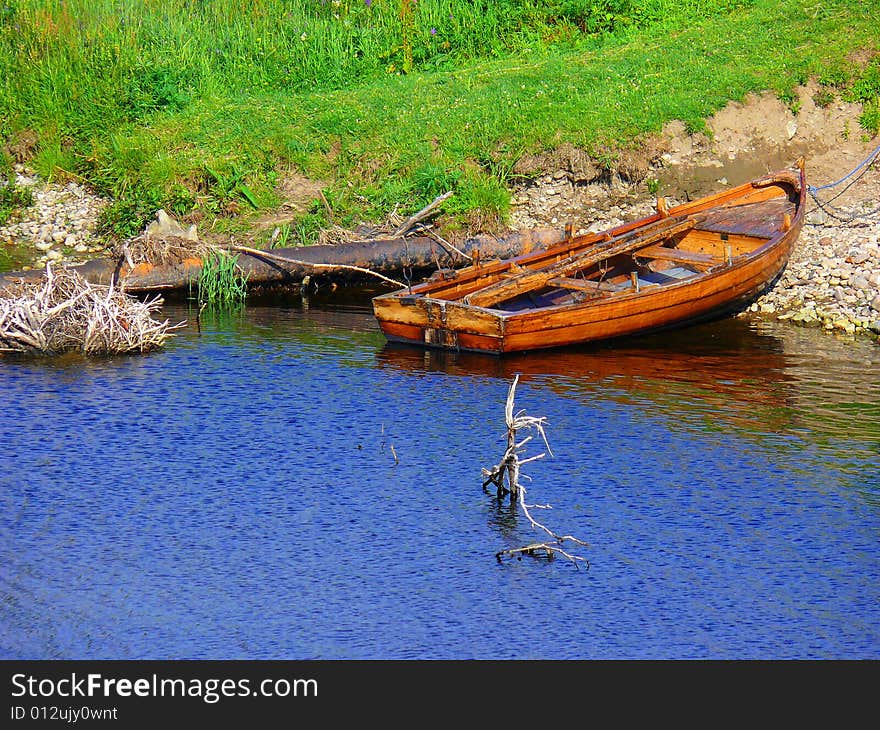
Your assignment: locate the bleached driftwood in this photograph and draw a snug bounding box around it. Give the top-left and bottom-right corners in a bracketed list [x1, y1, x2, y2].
[0, 263, 182, 355]
[483, 375, 590, 570]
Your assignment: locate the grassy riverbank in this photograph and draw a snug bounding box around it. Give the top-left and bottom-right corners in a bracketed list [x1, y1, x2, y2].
[1, 0, 878, 243]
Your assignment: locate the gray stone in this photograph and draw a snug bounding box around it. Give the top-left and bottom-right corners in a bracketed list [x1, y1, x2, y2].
[143, 209, 199, 242]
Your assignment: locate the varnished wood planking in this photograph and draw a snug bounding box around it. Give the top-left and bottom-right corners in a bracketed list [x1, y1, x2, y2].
[372, 164, 806, 353]
[678, 230, 768, 257]
[464, 217, 699, 308]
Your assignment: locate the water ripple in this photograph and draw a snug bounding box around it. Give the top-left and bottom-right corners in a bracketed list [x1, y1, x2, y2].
[1, 296, 878, 659]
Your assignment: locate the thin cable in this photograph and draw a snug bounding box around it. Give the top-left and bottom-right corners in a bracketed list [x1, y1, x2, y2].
[807, 143, 880, 194]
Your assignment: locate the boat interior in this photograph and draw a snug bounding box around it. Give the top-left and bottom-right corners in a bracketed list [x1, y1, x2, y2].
[387, 186, 799, 313]
[491, 196, 795, 312]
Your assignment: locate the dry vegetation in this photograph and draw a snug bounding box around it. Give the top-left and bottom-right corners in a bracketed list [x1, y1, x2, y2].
[0, 263, 182, 355]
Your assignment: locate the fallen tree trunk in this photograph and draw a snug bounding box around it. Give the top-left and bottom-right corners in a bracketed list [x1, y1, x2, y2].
[0, 228, 568, 295]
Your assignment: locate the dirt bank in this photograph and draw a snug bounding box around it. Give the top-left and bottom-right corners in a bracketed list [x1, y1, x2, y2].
[510, 80, 879, 229]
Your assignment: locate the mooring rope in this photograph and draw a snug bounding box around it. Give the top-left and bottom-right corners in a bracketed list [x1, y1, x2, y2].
[807, 142, 880, 193]
[806, 141, 880, 224]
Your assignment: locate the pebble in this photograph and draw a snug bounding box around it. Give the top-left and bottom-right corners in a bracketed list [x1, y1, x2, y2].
[750, 200, 880, 340]
[0, 165, 110, 267]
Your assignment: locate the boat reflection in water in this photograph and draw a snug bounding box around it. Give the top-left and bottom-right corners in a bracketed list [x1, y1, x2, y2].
[375, 315, 799, 434]
[166, 292, 876, 448]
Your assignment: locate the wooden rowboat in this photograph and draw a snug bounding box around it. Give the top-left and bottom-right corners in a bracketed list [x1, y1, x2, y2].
[372, 160, 806, 354]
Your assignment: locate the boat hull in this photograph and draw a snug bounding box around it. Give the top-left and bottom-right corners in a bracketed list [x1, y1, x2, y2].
[372, 164, 806, 354]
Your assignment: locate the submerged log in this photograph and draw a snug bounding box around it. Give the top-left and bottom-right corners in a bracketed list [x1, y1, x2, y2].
[0, 228, 567, 295]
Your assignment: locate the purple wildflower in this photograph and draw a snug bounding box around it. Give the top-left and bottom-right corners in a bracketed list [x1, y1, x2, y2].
[430, 27, 436, 35]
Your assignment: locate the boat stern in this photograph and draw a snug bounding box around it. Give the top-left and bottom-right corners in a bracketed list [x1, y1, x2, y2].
[372, 291, 508, 353]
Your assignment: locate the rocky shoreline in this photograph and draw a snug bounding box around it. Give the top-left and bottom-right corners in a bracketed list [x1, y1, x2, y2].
[2, 157, 880, 343]
[750, 203, 880, 336]
[1, 165, 110, 268]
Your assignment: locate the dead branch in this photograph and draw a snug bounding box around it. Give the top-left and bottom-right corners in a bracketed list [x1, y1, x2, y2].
[495, 543, 590, 569]
[418, 226, 473, 262]
[223, 242, 406, 289]
[515, 480, 589, 549]
[318, 192, 453, 246]
[483, 374, 590, 569]
[481, 374, 552, 499]
[392, 191, 454, 237]
[0, 263, 183, 355]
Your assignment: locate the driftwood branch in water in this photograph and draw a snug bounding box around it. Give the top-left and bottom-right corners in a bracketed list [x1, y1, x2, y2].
[481, 374, 553, 500]
[495, 542, 589, 566]
[223, 242, 407, 288]
[483, 375, 590, 570]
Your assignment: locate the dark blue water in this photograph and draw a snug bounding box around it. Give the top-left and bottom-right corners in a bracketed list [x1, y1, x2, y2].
[1, 289, 878, 659]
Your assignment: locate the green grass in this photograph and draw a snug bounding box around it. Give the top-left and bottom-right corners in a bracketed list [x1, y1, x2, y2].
[1, 0, 878, 240]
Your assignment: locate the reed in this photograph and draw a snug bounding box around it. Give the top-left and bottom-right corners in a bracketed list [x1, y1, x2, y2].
[197, 251, 248, 305]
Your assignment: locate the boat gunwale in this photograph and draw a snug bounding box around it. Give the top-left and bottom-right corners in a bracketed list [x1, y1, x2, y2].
[374, 166, 804, 307]
[372, 162, 806, 352]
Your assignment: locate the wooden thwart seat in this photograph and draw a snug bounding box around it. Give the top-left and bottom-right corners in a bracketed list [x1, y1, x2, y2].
[546, 276, 618, 293]
[635, 244, 723, 268]
[547, 275, 661, 295]
[464, 215, 702, 308]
